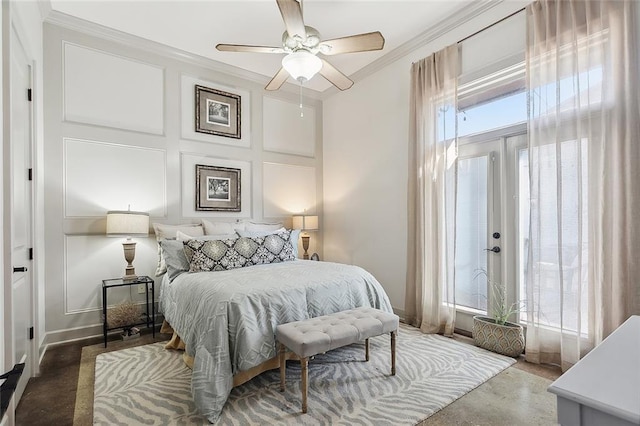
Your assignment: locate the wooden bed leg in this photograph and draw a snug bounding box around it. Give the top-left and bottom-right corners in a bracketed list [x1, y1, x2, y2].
[301, 357, 308, 413]
[279, 343, 286, 392]
[365, 338, 370, 361]
[391, 330, 397, 376]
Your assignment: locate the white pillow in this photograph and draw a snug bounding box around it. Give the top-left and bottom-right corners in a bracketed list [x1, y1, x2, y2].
[176, 230, 236, 242]
[153, 223, 204, 276]
[201, 219, 246, 235]
[236, 227, 286, 238]
[245, 221, 283, 232]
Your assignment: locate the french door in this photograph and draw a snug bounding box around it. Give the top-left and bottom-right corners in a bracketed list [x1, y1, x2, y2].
[454, 132, 526, 333]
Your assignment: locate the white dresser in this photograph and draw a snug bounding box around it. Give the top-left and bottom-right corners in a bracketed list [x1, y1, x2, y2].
[548, 315, 640, 426]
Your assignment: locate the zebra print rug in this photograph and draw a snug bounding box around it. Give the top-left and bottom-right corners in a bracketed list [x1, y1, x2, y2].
[93, 324, 515, 425]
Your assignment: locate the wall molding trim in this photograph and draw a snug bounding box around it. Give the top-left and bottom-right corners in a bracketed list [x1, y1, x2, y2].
[44, 10, 323, 100]
[321, 0, 505, 99]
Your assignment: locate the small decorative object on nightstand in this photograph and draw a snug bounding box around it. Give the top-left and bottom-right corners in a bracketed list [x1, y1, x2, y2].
[292, 214, 319, 260]
[102, 275, 155, 347]
[310, 253, 320, 261]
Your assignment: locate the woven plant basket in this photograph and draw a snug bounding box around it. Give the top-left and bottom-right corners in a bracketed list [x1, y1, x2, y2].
[472, 315, 524, 357]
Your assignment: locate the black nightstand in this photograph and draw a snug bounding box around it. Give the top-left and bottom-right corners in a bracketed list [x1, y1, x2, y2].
[102, 275, 155, 347]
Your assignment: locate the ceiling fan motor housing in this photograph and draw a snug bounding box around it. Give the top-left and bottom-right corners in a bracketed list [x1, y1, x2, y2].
[283, 26, 322, 53]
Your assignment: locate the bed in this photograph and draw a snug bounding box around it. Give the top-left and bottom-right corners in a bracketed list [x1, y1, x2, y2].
[159, 259, 393, 423]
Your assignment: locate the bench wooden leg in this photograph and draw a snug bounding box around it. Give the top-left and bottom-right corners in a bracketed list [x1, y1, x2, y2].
[279, 343, 286, 392]
[301, 357, 308, 413]
[365, 338, 370, 361]
[391, 330, 397, 376]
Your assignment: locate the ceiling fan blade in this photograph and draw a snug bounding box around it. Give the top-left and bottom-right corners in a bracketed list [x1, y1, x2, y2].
[216, 44, 284, 54]
[276, 0, 306, 39]
[265, 67, 290, 91]
[320, 31, 385, 55]
[319, 59, 353, 91]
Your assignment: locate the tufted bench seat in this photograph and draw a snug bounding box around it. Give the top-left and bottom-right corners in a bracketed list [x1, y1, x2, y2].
[276, 306, 399, 413]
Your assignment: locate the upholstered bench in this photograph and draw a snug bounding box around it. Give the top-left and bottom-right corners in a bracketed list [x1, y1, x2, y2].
[275, 307, 399, 413]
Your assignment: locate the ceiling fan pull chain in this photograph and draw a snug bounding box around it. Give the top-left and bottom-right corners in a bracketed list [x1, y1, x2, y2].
[299, 80, 304, 118]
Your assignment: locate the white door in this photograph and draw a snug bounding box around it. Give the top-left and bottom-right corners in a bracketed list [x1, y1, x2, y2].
[9, 27, 34, 403]
[453, 138, 502, 332]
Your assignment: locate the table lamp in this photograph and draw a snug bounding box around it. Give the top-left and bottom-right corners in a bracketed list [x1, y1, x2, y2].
[106, 209, 149, 279]
[292, 215, 318, 260]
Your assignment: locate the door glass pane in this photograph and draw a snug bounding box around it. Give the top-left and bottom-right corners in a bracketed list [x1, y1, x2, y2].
[518, 142, 589, 332]
[455, 156, 488, 311]
[518, 149, 530, 321]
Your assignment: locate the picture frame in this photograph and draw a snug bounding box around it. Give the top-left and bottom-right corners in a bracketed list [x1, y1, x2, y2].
[195, 164, 241, 212]
[195, 85, 241, 139]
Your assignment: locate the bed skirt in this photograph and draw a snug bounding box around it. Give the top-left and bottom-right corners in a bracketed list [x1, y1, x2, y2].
[161, 320, 298, 387]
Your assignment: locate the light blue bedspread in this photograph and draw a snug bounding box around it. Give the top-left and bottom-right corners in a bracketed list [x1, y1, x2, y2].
[160, 260, 393, 423]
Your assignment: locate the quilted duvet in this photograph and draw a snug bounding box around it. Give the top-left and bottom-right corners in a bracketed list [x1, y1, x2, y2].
[160, 260, 393, 423]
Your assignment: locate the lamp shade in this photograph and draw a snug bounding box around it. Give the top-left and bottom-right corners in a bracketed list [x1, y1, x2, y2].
[106, 210, 149, 237]
[282, 51, 322, 82]
[292, 215, 319, 231]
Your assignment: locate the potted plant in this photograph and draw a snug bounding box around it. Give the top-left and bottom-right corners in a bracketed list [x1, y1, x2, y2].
[472, 272, 525, 358]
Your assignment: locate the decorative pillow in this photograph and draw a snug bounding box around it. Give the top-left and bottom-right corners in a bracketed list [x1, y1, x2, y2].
[153, 223, 204, 276]
[184, 230, 295, 272]
[201, 219, 246, 235]
[176, 230, 236, 242]
[238, 227, 301, 258]
[159, 240, 190, 281]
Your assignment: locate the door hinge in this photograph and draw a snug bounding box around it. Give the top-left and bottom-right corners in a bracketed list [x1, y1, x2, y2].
[27, 88, 32, 102]
[28, 168, 33, 181]
[29, 327, 34, 340]
[28, 247, 33, 260]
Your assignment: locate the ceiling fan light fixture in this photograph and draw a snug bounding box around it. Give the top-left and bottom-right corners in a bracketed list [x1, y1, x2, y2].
[282, 51, 322, 82]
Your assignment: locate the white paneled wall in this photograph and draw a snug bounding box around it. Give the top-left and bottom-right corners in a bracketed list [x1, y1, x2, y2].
[64, 236, 157, 313]
[63, 43, 164, 135]
[64, 138, 166, 217]
[263, 97, 316, 157]
[43, 23, 322, 344]
[263, 162, 317, 217]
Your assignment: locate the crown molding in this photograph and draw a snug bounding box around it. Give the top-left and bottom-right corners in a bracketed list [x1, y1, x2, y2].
[321, 0, 505, 100]
[37, 0, 53, 22]
[44, 1, 506, 101]
[44, 9, 323, 100]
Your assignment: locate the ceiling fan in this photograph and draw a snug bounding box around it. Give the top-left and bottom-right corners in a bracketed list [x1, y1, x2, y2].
[216, 0, 385, 91]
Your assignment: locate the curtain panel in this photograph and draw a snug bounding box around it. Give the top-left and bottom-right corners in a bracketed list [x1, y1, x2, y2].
[525, 0, 640, 370]
[406, 45, 458, 335]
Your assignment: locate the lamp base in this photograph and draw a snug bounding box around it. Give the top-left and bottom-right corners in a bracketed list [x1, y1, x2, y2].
[301, 235, 310, 260]
[122, 241, 137, 279]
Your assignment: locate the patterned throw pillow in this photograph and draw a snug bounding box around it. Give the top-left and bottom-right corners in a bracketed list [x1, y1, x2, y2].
[183, 230, 295, 273]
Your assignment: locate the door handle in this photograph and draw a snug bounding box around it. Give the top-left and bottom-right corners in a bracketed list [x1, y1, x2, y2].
[13, 267, 27, 273]
[484, 246, 501, 253]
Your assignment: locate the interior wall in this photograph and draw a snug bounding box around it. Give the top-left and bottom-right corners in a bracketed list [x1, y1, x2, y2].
[43, 22, 322, 345]
[322, 1, 529, 316]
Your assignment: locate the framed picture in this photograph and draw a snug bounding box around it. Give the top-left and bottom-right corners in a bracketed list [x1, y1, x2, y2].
[195, 164, 241, 211]
[195, 85, 241, 139]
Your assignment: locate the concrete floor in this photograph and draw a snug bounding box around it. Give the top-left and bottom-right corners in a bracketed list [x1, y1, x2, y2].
[16, 331, 561, 425]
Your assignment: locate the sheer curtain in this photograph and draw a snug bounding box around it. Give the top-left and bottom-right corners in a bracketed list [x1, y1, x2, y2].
[406, 45, 458, 335]
[526, 0, 640, 370]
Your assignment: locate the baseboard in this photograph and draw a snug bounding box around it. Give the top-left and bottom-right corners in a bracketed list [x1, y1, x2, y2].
[43, 315, 165, 349]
